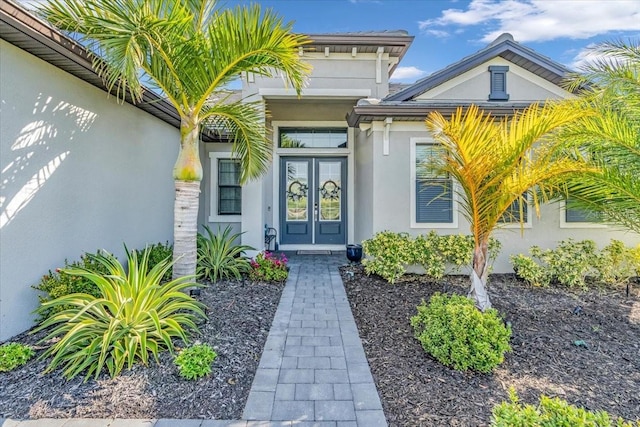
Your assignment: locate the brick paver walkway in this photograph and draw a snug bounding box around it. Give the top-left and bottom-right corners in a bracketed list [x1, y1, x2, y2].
[1, 253, 386, 427]
[242, 253, 386, 427]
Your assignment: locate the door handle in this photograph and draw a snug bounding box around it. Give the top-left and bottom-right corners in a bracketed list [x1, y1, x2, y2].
[314, 203, 318, 221]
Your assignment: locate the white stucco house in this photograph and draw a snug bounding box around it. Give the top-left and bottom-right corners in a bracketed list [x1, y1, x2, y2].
[1, 1, 637, 340]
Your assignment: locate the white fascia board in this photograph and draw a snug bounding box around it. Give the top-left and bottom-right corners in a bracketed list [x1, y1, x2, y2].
[258, 88, 371, 98]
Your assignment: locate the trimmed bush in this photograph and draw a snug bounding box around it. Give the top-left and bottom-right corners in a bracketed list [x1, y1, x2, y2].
[0, 342, 34, 372]
[362, 231, 501, 284]
[32, 250, 108, 320]
[410, 293, 511, 373]
[491, 388, 637, 427]
[174, 343, 217, 380]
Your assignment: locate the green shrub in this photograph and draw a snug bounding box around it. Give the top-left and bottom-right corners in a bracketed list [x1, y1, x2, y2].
[249, 251, 289, 282]
[32, 251, 109, 320]
[511, 239, 639, 289]
[34, 248, 206, 380]
[491, 388, 637, 427]
[0, 342, 35, 372]
[197, 225, 253, 282]
[174, 343, 217, 380]
[595, 240, 637, 286]
[362, 231, 501, 283]
[410, 293, 511, 373]
[510, 254, 550, 287]
[135, 241, 173, 282]
[362, 231, 413, 283]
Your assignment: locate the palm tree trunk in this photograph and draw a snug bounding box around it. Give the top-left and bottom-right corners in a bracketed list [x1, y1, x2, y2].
[172, 116, 203, 279]
[469, 240, 492, 311]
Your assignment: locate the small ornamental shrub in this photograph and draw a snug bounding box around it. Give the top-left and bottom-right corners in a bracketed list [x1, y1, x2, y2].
[135, 241, 173, 282]
[32, 250, 108, 320]
[491, 388, 637, 427]
[249, 251, 289, 282]
[34, 248, 206, 380]
[174, 343, 217, 380]
[595, 240, 637, 286]
[197, 225, 253, 282]
[511, 239, 639, 289]
[362, 231, 413, 283]
[362, 231, 501, 283]
[0, 342, 35, 372]
[510, 254, 550, 287]
[410, 293, 511, 373]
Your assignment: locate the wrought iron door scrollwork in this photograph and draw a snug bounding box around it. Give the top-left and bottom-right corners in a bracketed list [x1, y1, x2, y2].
[287, 180, 308, 201]
[320, 180, 341, 200]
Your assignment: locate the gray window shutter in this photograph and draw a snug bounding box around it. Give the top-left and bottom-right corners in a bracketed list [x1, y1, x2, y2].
[489, 66, 509, 101]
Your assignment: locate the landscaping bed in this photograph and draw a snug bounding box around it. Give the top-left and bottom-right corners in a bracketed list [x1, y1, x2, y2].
[0, 279, 284, 420]
[340, 265, 640, 427]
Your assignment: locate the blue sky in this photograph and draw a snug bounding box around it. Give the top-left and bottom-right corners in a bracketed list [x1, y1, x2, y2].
[226, 0, 640, 83]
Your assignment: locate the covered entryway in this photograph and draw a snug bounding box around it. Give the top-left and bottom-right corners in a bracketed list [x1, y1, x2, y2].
[280, 157, 347, 245]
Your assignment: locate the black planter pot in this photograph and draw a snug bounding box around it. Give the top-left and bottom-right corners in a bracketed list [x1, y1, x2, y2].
[346, 244, 363, 263]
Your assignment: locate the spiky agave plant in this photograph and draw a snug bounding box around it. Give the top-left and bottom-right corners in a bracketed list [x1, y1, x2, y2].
[34, 247, 206, 381]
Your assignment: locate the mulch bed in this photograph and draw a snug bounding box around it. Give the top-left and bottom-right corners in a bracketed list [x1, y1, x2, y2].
[0, 279, 284, 420]
[340, 265, 640, 427]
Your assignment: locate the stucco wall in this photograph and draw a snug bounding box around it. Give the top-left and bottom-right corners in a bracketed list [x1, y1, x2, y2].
[0, 41, 179, 340]
[360, 123, 640, 273]
[354, 128, 374, 243]
[416, 58, 567, 102]
[245, 53, 389, 99]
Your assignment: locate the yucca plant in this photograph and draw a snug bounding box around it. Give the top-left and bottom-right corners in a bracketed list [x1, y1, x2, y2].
[197, 225, 253, 282]
[33, 248, 206, 381]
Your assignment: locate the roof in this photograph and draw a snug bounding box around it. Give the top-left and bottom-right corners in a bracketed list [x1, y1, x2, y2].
[385, 33, 573, 102]
[305, 31, 414, 75]
[346, 99, 538, 127]
[0, 0, 218, 142]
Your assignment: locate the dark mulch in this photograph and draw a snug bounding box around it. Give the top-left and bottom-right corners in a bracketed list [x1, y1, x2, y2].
[0, 279, 284, 420]
[340, 265, 640, 427]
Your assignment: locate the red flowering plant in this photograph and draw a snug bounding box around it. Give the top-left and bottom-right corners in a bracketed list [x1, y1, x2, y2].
[249, 251, 289, 282]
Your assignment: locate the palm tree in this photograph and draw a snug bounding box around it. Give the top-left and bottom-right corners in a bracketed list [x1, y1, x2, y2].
[424, 104, 594, 311]
[38, 0, 311, 279]
[557, 39, 640, 233]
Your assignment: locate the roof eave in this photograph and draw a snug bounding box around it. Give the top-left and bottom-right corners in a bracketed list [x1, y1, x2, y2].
[0, 0, 223, 142]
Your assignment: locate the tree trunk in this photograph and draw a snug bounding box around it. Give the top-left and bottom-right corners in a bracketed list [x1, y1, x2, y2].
[469, 240, 492, 311]
[172, 180, 200, 279]
[172, 116, 203, 280]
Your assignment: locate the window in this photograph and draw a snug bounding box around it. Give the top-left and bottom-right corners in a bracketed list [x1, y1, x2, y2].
[279, 128, 347, 148]
[209, 152, 242, 222]
[488, 66, 509, 101]
[218, 159, 241, 215]
[564, 197, 602, 223]
[499, 195, 531, 226]
[414, 143, 454, 224]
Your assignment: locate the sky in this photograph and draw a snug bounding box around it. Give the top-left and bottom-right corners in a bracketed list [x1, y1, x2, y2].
[223, 0, 640, 83]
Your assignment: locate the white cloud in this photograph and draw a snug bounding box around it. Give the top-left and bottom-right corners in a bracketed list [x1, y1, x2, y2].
[390, 66, 427, 82]
[419, 0, 640, 43]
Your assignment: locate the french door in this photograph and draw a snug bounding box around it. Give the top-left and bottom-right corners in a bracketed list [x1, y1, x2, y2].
[280, 157, 346, 245]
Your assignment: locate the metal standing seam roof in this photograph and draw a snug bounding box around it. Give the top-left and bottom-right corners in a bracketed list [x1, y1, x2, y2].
[385, 33, 574, 102]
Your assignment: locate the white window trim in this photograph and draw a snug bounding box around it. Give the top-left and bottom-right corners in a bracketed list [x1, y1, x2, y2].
[208, 151, 241, 223]
[559, 200, 608, 229]
[410, 137, 458, 229]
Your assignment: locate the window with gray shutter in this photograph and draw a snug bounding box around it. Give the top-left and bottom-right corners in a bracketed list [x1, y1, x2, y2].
[218, 159, 241, 215]
[416, 144, 453, 223]
[488, 66, 509, 101]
